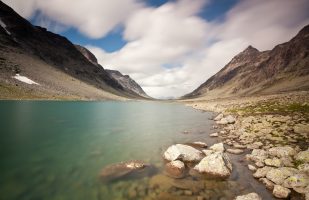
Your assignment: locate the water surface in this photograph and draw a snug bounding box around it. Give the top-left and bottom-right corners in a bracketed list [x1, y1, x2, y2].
[0, 101, 273, 199]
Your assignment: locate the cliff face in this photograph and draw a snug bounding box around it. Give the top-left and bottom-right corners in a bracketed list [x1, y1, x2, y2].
[184, 25, 309, 99]
[75, 45, 149, 98]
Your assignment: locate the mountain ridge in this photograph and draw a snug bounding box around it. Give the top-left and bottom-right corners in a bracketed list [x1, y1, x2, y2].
[183, 24, 309, 99]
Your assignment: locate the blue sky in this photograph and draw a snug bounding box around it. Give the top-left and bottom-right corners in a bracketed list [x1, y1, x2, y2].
[4, 0, 309, 98]
[29, 0, 239, 53]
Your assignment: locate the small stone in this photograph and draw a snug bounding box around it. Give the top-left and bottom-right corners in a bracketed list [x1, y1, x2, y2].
[210, 133, 219, 137]
[202, 150, 214, 156]
[253, 166, 273, 178]
[264, 158, 282, 167]
[259, 178, 274, 190]
[273, 185, 291, 198]
[248, 164, 257, 172]
[209, 143, 225, 152]
[165, 160, 186, 179]
[184, 190, 193, 195]
[227, 149, 244, 154]
[214, 113, 223, 121]
[266, 167, 297, 185]
[295, 150, 309, 163]
[234, 192, 262, 200]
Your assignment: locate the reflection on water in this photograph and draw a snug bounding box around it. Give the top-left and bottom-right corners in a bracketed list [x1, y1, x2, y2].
[0, 101, 273, 199]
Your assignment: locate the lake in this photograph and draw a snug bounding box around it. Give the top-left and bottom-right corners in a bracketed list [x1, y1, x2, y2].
[0, 101, 273, 200]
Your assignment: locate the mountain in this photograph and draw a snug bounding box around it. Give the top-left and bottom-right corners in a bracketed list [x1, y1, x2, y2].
[0, 1, 147, 100]
[105, 69, 149, 98]
[184, 25, 309, 100]
[75, 45, 150, 98]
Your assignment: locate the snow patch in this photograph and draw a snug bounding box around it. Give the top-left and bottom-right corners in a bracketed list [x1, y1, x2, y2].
[0, 18, 11, 35]
[13, 74, 39, 85]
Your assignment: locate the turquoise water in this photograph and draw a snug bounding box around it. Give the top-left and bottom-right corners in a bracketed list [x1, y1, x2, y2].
[0, 101, 273, 200]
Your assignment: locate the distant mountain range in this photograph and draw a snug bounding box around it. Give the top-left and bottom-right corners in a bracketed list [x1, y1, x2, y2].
[184, 25, 309, 100]
[0, 1, 149, 100]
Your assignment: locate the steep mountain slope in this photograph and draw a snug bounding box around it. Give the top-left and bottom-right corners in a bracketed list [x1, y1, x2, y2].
[184, 25, 309, 100]
[0, 1, 146, 100]
[106, 69, 149, 98]
[75, 45, 150, 98]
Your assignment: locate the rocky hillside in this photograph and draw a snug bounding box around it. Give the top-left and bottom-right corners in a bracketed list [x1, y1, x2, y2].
[75, 45, 149, 98]
[106, 70, 149, 98]
[0, 1, 147, 100]
[184, 25, 309, 99]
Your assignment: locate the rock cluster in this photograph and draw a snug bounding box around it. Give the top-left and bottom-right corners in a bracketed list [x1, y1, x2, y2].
[163, 142, 233, 180]
[212, 112, 309, 199]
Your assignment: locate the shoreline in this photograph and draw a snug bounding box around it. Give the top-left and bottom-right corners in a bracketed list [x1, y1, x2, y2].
[184, 91, 309, 199]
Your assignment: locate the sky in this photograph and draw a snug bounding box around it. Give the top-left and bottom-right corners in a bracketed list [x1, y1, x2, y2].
[4, 0, 309, 99]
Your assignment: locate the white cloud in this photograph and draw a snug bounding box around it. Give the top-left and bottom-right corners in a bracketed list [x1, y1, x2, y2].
[3, 0, 142, 38]
[4, 0, 309, 98]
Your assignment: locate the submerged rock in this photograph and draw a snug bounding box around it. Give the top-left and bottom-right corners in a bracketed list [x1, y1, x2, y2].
[234, 192, 262, 200]
[227, 149, 244, 154]
[163, 144, 204, 162]
[165, 160, 186, 178]
[193, 152, 232, 179]
[186, 141, 208, 149]
[273, 185, 291, 198]
[99, 160, 150, 182]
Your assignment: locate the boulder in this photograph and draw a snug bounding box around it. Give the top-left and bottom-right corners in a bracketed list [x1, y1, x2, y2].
[202, 149, 214, 156]
[209, 143, 225, 152]
[298, 163, 309, 175]
[227, 149, 244, 154]
[295, 149, 309, 163]
[165, 160, 186, 179]
[234, 192, 262, 200]
[266, 167, 297, 185]
[193, 152, 232, 179]
[99, 160, 149, 182]
[273, 185, 291, 198]
[268, 146, 296, 158]
[163, 144, 204, 162]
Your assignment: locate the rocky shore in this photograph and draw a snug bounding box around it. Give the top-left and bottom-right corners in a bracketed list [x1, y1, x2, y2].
[185, 91, 309, 199]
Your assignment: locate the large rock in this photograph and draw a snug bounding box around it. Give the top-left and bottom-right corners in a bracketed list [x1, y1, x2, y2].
[268, 146, 296, 158]
[165, 160, 186, 179]
[266, 167, 297, 185]
[193, 152, 232, 179]
[99, 160, 150, 182]
[209, 143, 225, 152]
[234, 192, 262, 200]
[273, 185, 291, 198]
[264, 158, 282, 167]
[295, 149, 309, 163]
[163, 144, 204, 162]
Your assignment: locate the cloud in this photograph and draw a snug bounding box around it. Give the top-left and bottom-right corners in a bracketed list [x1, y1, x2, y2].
[4, 0, 309, 98]
[3, 0, 142, 38]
